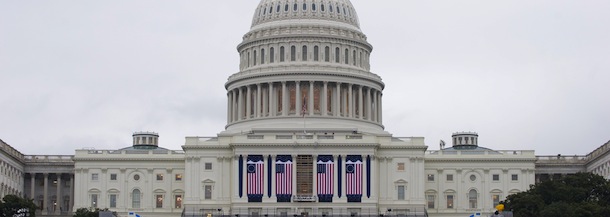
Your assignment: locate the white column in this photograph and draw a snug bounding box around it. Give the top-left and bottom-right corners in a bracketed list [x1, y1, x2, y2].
[333, 155, 339, 201]
[238, 88, 244, 121]
[313, 154, 318, 201]
[296, 81, 302, 116]
[246, 85, 252, 119]
[262, 85, 268, 118]
[348, 84, 354, 118]
[232, 91, 237, 122]
[366, 88, 372, 121]
[292, 155, 297, 197]
[70, 174, 74, 212]
[43, 173, 48, 214]
[340, 155, 346, 199]
[373, 90, 378, 122]
[358, 86, 364, 119]
[335, 83, 341, 117]
[268, 82, 274, 117]
[322, 82, 328, 116]
[256, 84, 262, 118]
[282, 82, 288, 116]
[30, 173, 35, 200]
[342, 86, 348, 116]
[227, 91, 233, 124]
[56, 173, 61, 214]
[377, 90, 383, 124]
[309, 81, 314, 116]
[362, 156, 367, 201]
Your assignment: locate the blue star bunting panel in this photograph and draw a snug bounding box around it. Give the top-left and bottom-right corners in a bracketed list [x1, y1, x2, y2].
[247, 155, 264, 202]
[346, 155, 363, 202]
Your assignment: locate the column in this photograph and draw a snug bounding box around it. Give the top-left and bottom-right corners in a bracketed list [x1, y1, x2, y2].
[378, 91, 383, 124]
[256, 84, 262, 118]
[282, 82, 288, 116]
[313, 154, 318, 201]
[246, 85, 252, 119]
[366, 88, 372, 121]
[333, 155, 339, 201]
[348, 84, 354, 118]
[292, 155, 297, 197]
[268, 82, 274, 117]
[296, 81, 302, 116]
[362, 155, 367, 201]
[238, 88, 244, 121]
[309, 81, 314, 116]
[322, 82, 328, 116]
[43, 173, 48, 214]
[358, 86, 364, 119]
[335, 82, 341, 117]
[227, 92, 232, 123]
[262, 85, 268, 117]
[70, 174, 74, 212]
[56, 173, 61, 214]
[342, 86, 348, 116]
[373, 90, 378, 122]
[30, 173, 35, 200]
[232, 90, 237, 121]
[271, 155, 276, 198]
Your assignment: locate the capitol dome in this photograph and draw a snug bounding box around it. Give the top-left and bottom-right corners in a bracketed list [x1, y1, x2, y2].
[251, 0, 361, 31]
[224, 0, 386, 135]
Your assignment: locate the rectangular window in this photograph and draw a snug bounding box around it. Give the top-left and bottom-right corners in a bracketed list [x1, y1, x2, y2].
[109, 194, 117, 208]
[492, 194, 500, 207]
[446, 195, 454, 209]
[427, 195, 435, 209]
[91, 173, 99, 181]
[397, 185, 405, 200]
[156, 195, 163, 208]
[110, 174, 117, 181]
[512, 174, 519, 181]
[175, 174, 183, 181]
[493, 174, 500, 181]
[91, 194, 98, 208]
[205, 185, 212, 199]
[446, 174, 453, 181]
[205, 162, 213, 170]
[156, 174, 164, 181]
[175, 195, 182, 208]
[427, 174, 435, 182]
[397, 163, 405, 171]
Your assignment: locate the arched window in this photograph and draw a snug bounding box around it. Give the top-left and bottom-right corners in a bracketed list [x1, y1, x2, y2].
[280, 46, 285, 62]
[469, 189, 478, 209]
[312, 4, 316, 11]
[302, 46, 308, 61]
[353, 50, 356, 65]
[285, 4, 289, 12]
[263, 7, 266, 15]
[325, 46, 330, 62]
[344, 48, 349, 64]
[253, 50, 257, 66]
[335, 47, 340, 63]
[270, 6, 273, 14]
[303, 3, 307, 11]
[132, 189, 141, 208]
[290, 46, 296, 61]
[247, 52, 250, 67]
[330, 4, 334, 13]
[321, 4, 325, 12]
[337, 6, 341, 14]
[293, 4, 298, 11]
[360, 51, 363, 67]
[314, 46, 319, 61]
[270, 47, 275, 63]
[261, 48, 265, 65]
[277, 5, 280, 13]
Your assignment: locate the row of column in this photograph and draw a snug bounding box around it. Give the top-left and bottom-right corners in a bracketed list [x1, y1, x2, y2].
[28, 173, 74, 215]
[227, 81, 382, 124]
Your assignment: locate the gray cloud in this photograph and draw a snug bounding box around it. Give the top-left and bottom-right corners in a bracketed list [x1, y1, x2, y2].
[1, 0, 608, 155]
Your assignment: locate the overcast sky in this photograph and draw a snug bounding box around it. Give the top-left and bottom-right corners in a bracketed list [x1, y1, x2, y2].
[1, 0, 609, 156]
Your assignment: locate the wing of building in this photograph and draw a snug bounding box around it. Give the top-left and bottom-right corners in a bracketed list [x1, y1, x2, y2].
[2, 0, 610, 217]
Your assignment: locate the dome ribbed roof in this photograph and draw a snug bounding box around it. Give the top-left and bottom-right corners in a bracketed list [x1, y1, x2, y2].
[252, 0, 360, 30]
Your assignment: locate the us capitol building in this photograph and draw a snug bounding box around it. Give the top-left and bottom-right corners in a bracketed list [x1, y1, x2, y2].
[1, 0, 609, 217]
